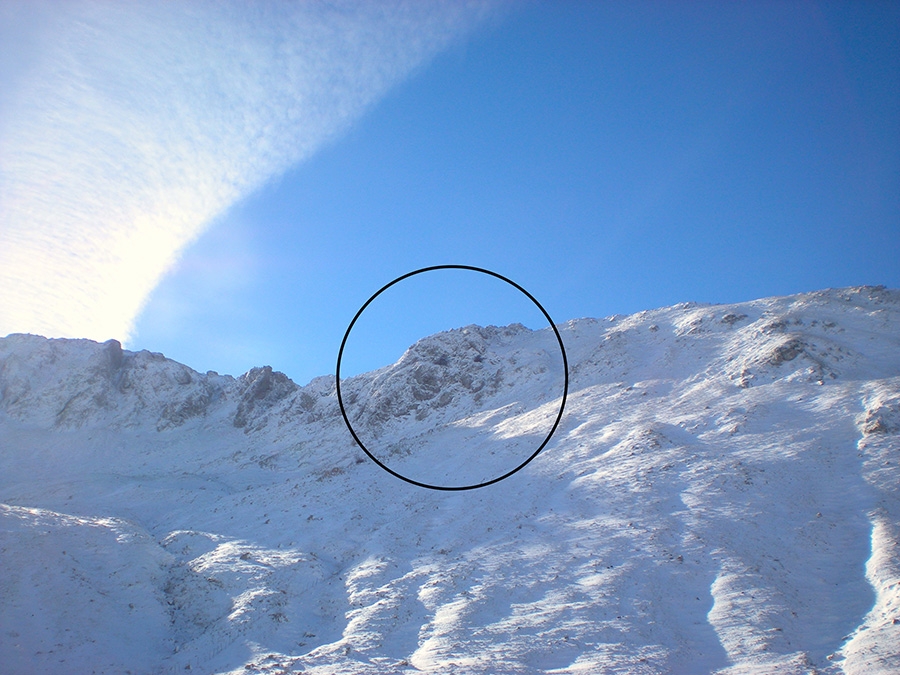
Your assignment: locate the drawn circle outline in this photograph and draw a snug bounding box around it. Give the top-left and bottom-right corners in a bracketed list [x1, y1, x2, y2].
[335, 265, 569, 491]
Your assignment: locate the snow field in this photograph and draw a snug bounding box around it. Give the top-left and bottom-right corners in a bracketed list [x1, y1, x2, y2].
[0, 285, 898, 673]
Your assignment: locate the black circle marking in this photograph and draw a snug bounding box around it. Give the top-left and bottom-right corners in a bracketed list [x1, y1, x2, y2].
[336, 265, 569, 491]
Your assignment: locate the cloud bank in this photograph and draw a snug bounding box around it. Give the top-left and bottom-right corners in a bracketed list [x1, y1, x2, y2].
[0, 0, 498, 342]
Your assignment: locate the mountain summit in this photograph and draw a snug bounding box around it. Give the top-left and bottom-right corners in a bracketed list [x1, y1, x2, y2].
[1, 286, 898, 674]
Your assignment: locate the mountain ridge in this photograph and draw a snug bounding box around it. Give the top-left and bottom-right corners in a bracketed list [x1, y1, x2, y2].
[1, 285, 898, 674]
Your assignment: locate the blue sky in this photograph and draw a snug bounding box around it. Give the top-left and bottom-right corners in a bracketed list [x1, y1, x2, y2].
[2, 2, 898, 385]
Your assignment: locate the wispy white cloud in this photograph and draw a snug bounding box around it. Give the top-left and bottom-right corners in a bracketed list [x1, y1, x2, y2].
[0, 0, 500, 342]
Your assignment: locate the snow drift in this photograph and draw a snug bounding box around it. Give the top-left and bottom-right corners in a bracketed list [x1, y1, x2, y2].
[1, 286, 898, 674]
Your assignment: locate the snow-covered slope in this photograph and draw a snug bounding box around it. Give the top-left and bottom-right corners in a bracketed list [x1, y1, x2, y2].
[1, 286, 898, 674]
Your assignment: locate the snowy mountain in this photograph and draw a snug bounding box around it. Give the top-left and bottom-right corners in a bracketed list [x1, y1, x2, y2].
[1, 286, 898, 674]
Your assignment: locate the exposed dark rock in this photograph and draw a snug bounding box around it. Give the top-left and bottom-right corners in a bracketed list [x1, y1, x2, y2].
[233, 366, 298, 429]
[769, 339, 805, 366]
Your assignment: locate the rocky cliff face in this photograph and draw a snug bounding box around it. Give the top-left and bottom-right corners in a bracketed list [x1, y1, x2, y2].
[1, 286, 898, 675]
[0, 334, 232, 430]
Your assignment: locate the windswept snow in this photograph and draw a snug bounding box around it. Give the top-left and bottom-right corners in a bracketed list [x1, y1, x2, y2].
[1, 286, 898, 674]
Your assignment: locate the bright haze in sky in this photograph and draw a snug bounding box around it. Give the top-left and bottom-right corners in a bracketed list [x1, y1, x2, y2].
[1, 1, 898, 385]
[0, 0, 501, 353]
